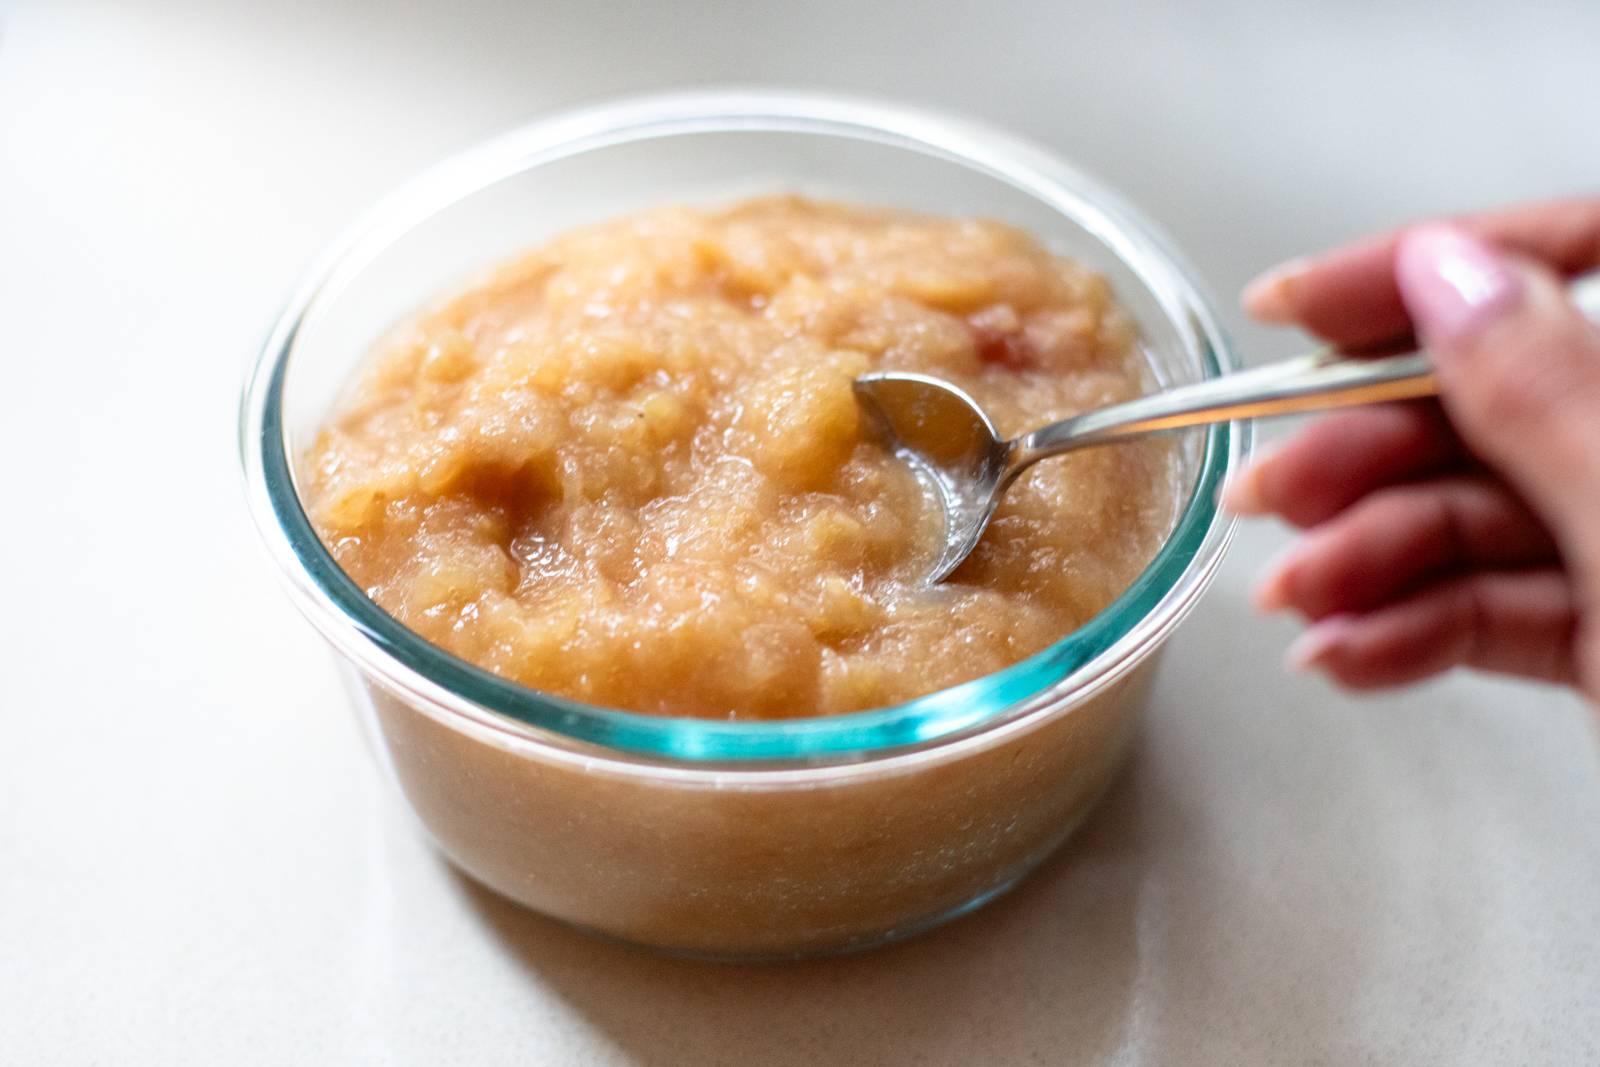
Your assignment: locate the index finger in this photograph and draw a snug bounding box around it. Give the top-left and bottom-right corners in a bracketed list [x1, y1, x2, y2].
[1243, 195, 1600, 348]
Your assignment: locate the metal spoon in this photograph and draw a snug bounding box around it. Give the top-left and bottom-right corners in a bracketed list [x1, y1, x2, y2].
[870, 271, 1600, 585]
[855, 273, 1600, 584]
[854, 349, 1433, 583]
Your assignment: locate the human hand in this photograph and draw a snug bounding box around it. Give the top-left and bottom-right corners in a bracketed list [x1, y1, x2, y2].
[1224, 197, 1600, 699]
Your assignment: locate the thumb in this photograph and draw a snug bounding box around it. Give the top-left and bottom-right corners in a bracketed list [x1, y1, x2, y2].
[1396, 224, 1600, 579]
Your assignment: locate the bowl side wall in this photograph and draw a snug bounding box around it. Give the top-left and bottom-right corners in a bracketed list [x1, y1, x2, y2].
[356, 655, 1156, 957]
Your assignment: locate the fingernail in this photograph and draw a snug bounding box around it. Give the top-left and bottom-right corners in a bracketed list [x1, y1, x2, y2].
[1220, 443, 1282, 515]
[1220, 470, 1264, 514]
[1252, 538, 1307, 613]
[1242, 257, 1312, 323]
[1394, 225, 1522, 347]
[1286, 614, 1360, 671]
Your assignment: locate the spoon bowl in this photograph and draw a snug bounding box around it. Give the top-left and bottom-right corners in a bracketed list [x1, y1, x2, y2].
[853, 373, 1014, 583]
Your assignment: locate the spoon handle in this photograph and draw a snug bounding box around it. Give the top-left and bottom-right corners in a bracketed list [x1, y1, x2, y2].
[1011, 272, 1600, 468]
[1015, 349, 1434, 460]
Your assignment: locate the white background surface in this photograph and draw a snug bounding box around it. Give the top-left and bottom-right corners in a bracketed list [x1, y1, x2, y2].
[3, 1, 1597, 1063]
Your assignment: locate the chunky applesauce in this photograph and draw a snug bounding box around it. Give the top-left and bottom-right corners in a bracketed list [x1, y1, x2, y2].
[305, 197, 1176, 718]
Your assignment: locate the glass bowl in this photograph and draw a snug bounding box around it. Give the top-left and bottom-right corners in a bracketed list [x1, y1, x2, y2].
[239, 90, 1245, 959]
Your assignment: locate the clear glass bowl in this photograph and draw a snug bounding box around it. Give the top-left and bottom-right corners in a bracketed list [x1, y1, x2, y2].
[239, 90, 1245, 958]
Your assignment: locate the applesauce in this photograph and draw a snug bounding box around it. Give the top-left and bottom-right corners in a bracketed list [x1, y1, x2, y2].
[304, 196, 1176, 718]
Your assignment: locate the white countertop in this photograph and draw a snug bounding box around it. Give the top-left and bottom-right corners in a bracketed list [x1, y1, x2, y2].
[3, 1, 1597, 1062]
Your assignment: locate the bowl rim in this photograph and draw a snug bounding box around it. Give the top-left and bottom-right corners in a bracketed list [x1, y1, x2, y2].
[238, 89, 1247, 769]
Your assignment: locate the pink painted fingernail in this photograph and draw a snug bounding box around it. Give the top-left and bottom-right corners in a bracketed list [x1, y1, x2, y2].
[1286, 614, 1360, 671]
[1242, 257, 1312, 324]
[1220, 444, 1280, 515]
[1394, 225, 1522, 347]
[1220, 470, 1265, 515]
[1252, 539, 1307, 613]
